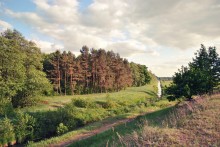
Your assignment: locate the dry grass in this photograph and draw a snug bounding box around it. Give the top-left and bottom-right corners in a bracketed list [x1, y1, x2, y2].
[114, 94, 220, 147]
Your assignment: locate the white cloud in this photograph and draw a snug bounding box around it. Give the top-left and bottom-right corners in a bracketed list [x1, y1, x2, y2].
[0, 20, 12, 31]
[2, 0, 220, 76]
[32, 39, 63, 53]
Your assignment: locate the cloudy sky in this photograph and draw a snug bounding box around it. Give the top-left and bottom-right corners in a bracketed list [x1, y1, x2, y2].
[0, 0, 220, 77]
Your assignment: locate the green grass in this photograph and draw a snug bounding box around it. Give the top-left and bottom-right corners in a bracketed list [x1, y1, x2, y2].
[23, 75, 159, 112]
[68, 95, 220, 147]
[68, 105, 175, 147]
[27, 98, 176, 147]
[26, 74, 177, 146]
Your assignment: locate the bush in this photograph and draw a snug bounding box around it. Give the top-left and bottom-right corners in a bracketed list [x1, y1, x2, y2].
[12, 96, 39, 108]
[102, 100, 119, 109]
[14, 111, 36, 143]
[31, 110, 63, 139]
[0, 98, 14, 117]
[0, 117, 16, 146]
[72, 98, 88, 108]
[56, 123, 68, 135]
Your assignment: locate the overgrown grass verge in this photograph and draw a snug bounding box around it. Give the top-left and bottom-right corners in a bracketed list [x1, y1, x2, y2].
[26, 98, 175, 147]
[112, 94, 220, 146]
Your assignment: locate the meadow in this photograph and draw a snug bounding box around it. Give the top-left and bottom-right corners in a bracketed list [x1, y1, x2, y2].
[68, 94, 220, 147]
[23, 74, 159, 112]
[25, 75, 176, 146]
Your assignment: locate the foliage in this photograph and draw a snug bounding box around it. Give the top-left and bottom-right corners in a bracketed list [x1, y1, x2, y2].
[56, 123, 68, 136]
[0, 117, 16, 146]
[130, 62, 151, 86]
[0, 29, 52, 107]
[14, 111, 36, 143]
[166, 45, 220, 100]
[0, 98, 14, 117]
[71, 98, 89, 108]
[44, 47, 151, 95]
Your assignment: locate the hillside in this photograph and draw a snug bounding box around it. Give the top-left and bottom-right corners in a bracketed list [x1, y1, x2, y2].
[25, 74, 176, 147]
[23, 72, 158, 112]
[110, 94, 220, 146]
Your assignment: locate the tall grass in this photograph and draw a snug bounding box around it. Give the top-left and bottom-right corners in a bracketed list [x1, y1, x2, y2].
[114, 94, 220, 147]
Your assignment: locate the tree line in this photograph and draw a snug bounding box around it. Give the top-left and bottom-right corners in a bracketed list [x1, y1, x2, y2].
[166, 44, 220, 100]
[43, 46, 151, 95]
[0, 29, 151, 107]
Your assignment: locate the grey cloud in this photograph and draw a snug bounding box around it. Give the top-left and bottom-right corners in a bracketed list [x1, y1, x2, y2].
[3, 0, 220, 58]
[3, 0, 220, 77]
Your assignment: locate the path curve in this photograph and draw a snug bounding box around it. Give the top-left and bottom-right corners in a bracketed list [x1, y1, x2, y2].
[50, 117, 137, 147]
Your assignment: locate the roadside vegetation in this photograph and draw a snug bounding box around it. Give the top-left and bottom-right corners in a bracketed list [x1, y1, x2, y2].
[111, 94, 220, 146]
[27, 98, 176, 147]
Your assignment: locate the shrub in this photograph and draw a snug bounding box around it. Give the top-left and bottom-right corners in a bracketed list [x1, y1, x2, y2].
[12, 96, 39, 108]
[0, 117, 16, 146]
[72, 98, 88, 108]
[0, 98, 14, 117]
[102, 100, 119, 109]
[56, 123, 68, 135]
[14, 111, 36, 143]
[31, 110, 62, 139]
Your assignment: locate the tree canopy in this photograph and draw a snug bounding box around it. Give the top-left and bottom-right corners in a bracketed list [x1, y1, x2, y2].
[44, 47, 151, 95]
[166, 44, 220, 101]
[0, 29, 52, 107]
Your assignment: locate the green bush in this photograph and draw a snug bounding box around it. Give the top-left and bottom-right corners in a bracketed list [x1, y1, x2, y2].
[0, 98, 14, 117]
[12, 96, 38, 108]
[56, 123, 68, 135]
[31, 110, 63, 139]
[14, 111, 36, 143]
[102, 100, 120, 109]
[72, 98, 88, 108]
[0, 117, 16, 146]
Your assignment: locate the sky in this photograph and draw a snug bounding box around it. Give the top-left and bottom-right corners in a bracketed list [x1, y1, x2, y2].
[0, 0, 220, 77]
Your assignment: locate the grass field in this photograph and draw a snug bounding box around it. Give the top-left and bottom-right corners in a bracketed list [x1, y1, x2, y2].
[26, 74, 178, 146]
[27, 98, 176, 147]
[23, 74, 159, 112]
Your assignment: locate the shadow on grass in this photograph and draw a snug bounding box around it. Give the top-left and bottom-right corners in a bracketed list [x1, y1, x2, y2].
[69, 106, 175, 147]
[144, 91, 157, 96]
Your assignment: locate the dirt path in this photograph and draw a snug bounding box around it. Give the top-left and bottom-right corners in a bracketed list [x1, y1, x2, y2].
[50, 115, 139, 147]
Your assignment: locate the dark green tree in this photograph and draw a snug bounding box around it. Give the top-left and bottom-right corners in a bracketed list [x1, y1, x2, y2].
[166, 44, 220, 101]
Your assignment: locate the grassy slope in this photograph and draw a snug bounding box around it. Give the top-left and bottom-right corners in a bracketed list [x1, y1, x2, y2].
[27, 74, 176, 146]
[23, 73, 158, 112]
[68, 105, 175, 147]
[112, 94, 220, 146]
[28, 100, 176, 147]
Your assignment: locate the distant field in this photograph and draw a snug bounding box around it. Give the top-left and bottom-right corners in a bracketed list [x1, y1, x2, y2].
[161, 80, 172, 87]
[23, 75, 159, 112]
